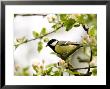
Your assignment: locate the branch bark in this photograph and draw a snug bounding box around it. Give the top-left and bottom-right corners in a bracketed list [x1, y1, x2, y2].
[71, 66, 97, 71]
[14, 14, 47, 17]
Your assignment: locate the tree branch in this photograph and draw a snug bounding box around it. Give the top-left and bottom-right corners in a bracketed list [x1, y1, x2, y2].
[82, 24, 89, 33]
[14, 14, 47, 17]
[70, 66, 97, 71]
[28, 30, 56, 42]
[14, 23, 64, 48]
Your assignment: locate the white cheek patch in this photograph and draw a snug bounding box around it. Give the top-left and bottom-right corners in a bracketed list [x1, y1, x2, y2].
[51, 41, 58, 46]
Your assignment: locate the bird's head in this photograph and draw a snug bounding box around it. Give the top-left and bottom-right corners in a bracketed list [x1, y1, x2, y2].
[46, 39, 58, 47]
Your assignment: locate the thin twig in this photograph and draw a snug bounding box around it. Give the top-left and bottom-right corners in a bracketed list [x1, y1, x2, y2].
[14, 14, 47, 17]
[28, 30, 56, 42]
[70, 66, 97, 71]
[14, 24, 64, 47]
[82, 24, 89, 33]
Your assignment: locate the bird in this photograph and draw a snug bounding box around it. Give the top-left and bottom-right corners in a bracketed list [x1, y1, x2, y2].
[46, 39, 92, 75]
[46, 39, 82, 60]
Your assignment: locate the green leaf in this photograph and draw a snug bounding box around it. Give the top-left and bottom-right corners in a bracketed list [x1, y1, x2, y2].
[54, 71, 62, 76]
[77, 15, 86, 24]
[22, 71, 30, 76]
[32, 64, 39, 72]
[77, 15, 83, 24]
[40, 27, 47, 35]
[43, 38, 49, 42]
[92, 68, 97, 76]
[32, 31, 39, 38]
[74, 23, 80, 27]
[91, 46, 97, 56]
[45, 63, 57, 68]
[52, 22, 63, 30]
[15, 45, 19, 49]
[33, 74, 37, 76]
[60, 14, 67, 21]
[66, 69, 80, 75]
[88, 26, 96, 37]
[23, 66, 29, 72]
[37, 41, 43, 53]
[46, 67, 53, 75]
[22, 67, 30, 76]
[52, 24, 57, 29]
[64, 19, 76, 31]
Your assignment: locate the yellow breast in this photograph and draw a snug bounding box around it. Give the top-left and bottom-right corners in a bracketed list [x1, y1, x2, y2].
[55, 45, 77, 55]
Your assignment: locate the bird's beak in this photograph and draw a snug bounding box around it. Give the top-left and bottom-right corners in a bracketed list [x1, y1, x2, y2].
[46, 44, 48, 47]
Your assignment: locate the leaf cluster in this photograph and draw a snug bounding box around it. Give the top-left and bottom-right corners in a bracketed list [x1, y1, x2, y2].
[14, 66, 30, 76]
[32, 27, 49, 52]
[14, 36, 28, 49]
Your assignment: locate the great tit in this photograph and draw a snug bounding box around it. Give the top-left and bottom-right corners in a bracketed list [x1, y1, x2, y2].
[46, 39, 82, 60]
[46, 39, 92, 75]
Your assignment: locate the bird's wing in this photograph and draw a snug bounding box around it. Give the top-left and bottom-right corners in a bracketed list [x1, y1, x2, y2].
[57, 41, 80, 46]
[55, 41, 81, 60]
